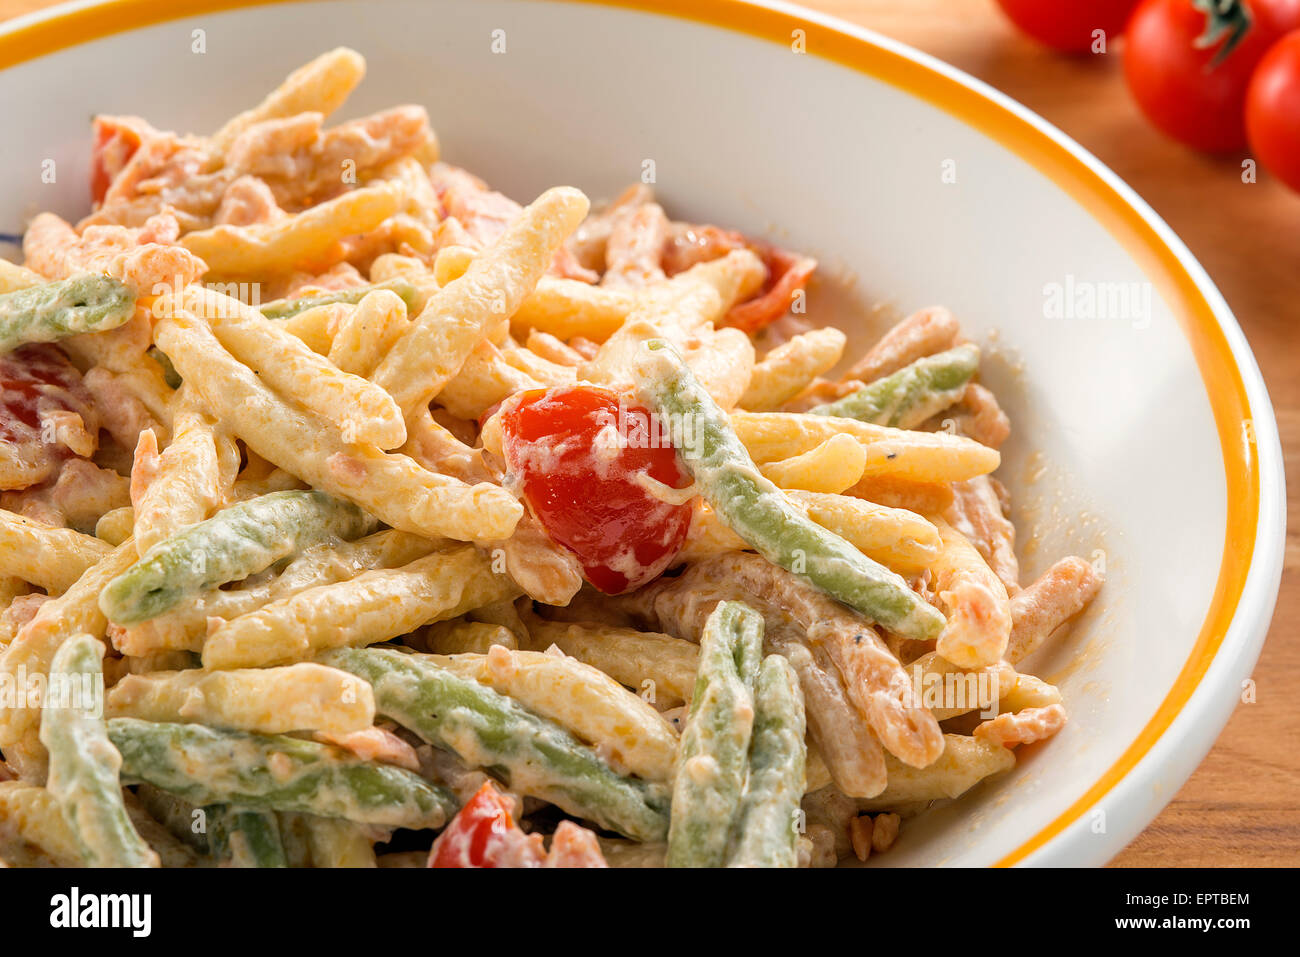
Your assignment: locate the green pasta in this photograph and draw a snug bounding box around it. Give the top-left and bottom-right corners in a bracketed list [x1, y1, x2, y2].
[0, 274, 136, 354]
[810, 344, 979, 427]
[630, 338, 945, 641]
[258, 278, 421, 320]
[39, 634, 158, 867]
[727, 654, 806, 868]
[667, 600, 763, 868]
[99, 490, 374, 624]
[107, 718, 456, 830]
[320, 647, 670, 842]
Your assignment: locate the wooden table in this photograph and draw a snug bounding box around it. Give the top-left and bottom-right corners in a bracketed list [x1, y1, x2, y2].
[2, 0, 1296, 866]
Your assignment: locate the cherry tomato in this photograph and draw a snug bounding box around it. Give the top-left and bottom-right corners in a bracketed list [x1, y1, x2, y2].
[0, 345, 99, 490]
[499, 385, 692, 595]
[428, 782, 545, 868]
[1246, 30, 1300, 190]
[994, 0, 1141, 53]
[1124, 0, 1300, 153]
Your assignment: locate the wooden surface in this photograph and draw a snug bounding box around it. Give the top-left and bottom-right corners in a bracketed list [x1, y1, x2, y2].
[2, 0, 1296, 866]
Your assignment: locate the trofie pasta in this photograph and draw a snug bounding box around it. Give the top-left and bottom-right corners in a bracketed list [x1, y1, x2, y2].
[0, 49, 1103, 869]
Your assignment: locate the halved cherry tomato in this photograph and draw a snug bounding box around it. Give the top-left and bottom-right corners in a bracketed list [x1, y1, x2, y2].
[1246, 29, 1300, 191]
[499, 385, 692, 595]
[1124, 0, 1300, 153]
[994, 0, 1140, 53]
[428, 782, 545, 868]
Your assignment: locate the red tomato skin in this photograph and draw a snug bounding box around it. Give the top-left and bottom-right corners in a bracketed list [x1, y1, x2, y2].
[994, 0, 1140, 52]
[1124, 0, 1300, 153]
[428, 782, 544, 868]
[722, 244, 817, 335]
[1246, 30, 1300, 191]
[500, 386, 692, 595]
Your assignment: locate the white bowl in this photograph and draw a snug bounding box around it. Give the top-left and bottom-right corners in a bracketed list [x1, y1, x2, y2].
[0, 0, 1284, 866]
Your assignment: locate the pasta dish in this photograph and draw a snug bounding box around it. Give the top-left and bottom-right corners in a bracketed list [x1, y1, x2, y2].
[0, 49, 1102, 868]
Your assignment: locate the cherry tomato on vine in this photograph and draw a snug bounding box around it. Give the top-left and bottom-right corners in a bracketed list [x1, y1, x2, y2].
[1246, 30, 1300, 190]
[994, 0, 1141, 53]
[498, 385, 693, 595]
[1124, 0, 1300, 153]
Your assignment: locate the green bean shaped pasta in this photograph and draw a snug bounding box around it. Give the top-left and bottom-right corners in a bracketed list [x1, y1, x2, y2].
[810, 344, 980, 427]
[631, 338, 946, 641]
[99, 490, 374, 624]
[207, 806, 288, 868]
[667, 600, 763, 868]
[259, 278, 421, 320]
[319, 647, 670, 842]
[39, 634, 158, 867]
[0, 275, 136, 354]
[727, 653, 806, 868]
[106, 718, 455, 830]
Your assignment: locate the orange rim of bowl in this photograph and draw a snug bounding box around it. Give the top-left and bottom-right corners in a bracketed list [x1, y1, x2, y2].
[0, 0, 1262, 867]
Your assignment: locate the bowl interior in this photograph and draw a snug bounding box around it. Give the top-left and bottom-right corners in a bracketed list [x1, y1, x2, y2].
[0, 0, 1254, 865]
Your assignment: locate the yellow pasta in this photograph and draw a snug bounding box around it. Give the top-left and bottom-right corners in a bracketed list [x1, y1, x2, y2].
[499, 338, 579, 387]
[681, 492, 941, 573]
[906, 650, 1016, 722]
[759, 433, 868, 493]
[437, 339, 542, 420]
[581, 250, 765, 392]
[327, 289, 411, 378]
[434, 243, 636, 343]
[181, 286, 407, 449]
[0, 509, 112, 593]
[0, 781, 84, 867]
[105, 663, 375, 736]
[131, 386, 239, 555]
[212, 47, 367, 151]
[522, 616, 699, 709]
[94, 506, 136, 547]
[740, 327, 847, 411]
[731, 411, 1001, 482]
[154, 309, 521, 542]
[202, 544, 518, 669]
[371, 186, 589, 418]
[114, 530, 439, 656]
[435, 646, 679, 782]
[278, 301, 349, 354]
[422, 620, 518, 655]
[181, 180, 403, 276]
[856, 734, 1016, 809]
[0, 577, 28, 610]
[927, 517, 1012, 669]
[998, 671, 1064, 713]
[0, 258, 43, 293]
[0, 541, 136, 748]
[302, 817, 379, 868]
